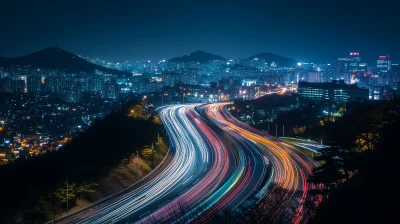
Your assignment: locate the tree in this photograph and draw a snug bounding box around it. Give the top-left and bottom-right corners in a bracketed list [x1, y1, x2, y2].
[141, 147, 153, 159]
[75, 182, 99, 199]
[54, 184, 75, 204]
[47, 192, 60, 222]
[152, 114, 161, 124]
[129, 104, 148, 120]
[293, 126, 306, 136]
[308, 147, 346, 189]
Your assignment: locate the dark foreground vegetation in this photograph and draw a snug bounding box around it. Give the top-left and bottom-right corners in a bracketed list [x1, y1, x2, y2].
[308, 99, 399, 223]
[233, 95, 399, 223]
[0, 100, 164, 223]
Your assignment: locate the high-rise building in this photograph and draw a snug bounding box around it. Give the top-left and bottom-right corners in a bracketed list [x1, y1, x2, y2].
[103, 81, 117, 99]
[391, 81, 400, 91]
[336, 58, 350, 74]
[392, 63, 399, 72]
[377, 55, 391, 73]
[348, 52, 361, 72]
[335, 53, 368, 84]
[161, 71, 180, 87]
[179, 68, 199, 85]
[0, 78, 25, 93]
[27, 75, 42, 93]
[14, 80, 25, 92]
[45, 76, 63, 93]
[89, 77, 104, 92]
[77, 76, 89, 92]
[336, 52, 365, 73]
[369, 85, 386, 100]
[0, 77, 13, 92]
[64, 81, 82, 103]
[356, 73, 369, 88]
[250, 58, 266, 70]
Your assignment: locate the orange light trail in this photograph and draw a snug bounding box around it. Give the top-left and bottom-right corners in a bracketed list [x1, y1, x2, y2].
[203, 103, 321, 223]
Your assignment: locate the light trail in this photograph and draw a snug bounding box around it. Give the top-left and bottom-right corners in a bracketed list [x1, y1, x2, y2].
[61, 104, 239, 224]
[62, 105, 217, 223]
[54, 103, 320, 224]
[139, 105, 236, 223]
[201, 103, 321, 223]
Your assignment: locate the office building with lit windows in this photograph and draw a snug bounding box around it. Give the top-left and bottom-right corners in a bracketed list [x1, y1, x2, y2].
[348, 52, 362, 72]
[298, 80, 368, 104]
[377, 55, 391, 73]
[336, 52, 367, 74]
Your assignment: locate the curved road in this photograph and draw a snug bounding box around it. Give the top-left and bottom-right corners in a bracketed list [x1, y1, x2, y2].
[202, 103, 321, 223]
[55, 103, 320, 224]
[71, 105, 228, 223]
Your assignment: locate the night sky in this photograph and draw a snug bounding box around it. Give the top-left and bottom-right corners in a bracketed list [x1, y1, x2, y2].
[1, 0, 398, 63]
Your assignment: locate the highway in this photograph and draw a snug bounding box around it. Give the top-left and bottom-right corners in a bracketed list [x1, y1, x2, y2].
[202, 103, 321, 223]
[54, 103, 320, 223]
[57, 104, 239, 224]
[135, 105, 237, 223]
[68, 105, 222, 223]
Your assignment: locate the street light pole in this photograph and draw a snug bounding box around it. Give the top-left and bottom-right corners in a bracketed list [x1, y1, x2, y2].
[276, 124, 278, 138]
[152, 142, 155, 168]
[162, 93, 168, 106]
[136, 150, 139, 179]
[283, 125, 284, 138]
[66, 173, 68, 213]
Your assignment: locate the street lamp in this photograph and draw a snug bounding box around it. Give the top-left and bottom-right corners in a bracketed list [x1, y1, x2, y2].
[162, 93, 168, 106]
[136, 150, 139, 181]
[66, 170, 74, 214]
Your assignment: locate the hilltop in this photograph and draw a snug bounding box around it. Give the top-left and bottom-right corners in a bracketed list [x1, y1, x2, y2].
[0, 47, 129, 75]
[248, 52, 297, 67]
[169, 50, 226, 63]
